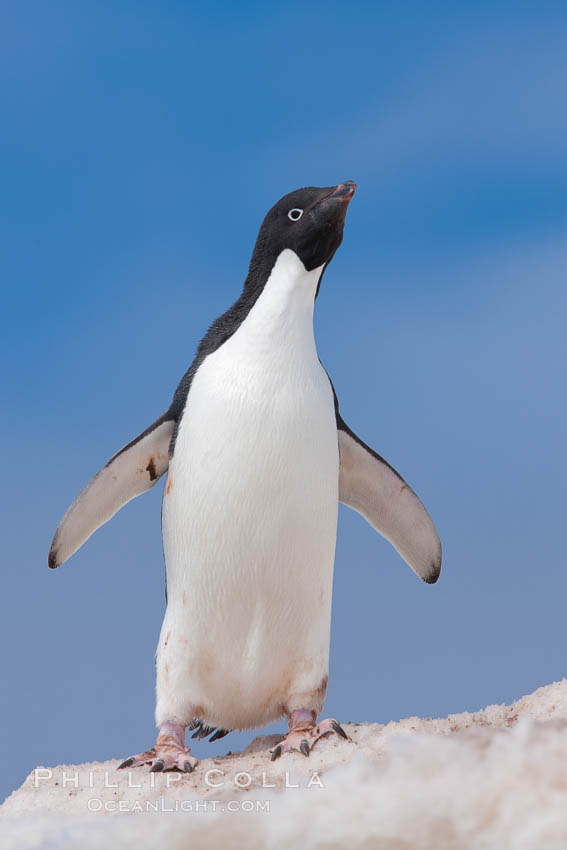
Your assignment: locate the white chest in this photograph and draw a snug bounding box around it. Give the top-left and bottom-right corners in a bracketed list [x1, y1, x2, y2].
[157, 252, 340, 728]
[171, 249, 338, 506]
[163, 250, 339, 582]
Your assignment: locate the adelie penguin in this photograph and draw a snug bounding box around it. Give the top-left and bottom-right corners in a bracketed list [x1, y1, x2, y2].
[49, 181, 442, 772]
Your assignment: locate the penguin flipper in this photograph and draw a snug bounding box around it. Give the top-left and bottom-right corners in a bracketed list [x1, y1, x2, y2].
[48, 413, 175, 569]
[337, 417, 442, 584]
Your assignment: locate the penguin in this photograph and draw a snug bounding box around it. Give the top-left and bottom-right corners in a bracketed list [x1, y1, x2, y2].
[49, 181, 442, 772]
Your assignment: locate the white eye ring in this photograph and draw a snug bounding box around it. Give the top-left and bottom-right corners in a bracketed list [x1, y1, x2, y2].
[288, 208, 303, 221]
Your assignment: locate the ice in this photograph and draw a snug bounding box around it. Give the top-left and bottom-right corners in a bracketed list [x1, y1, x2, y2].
[2, 679, 567, 849]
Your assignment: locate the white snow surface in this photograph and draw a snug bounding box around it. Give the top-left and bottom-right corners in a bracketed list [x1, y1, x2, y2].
[2, 680, 567, 849]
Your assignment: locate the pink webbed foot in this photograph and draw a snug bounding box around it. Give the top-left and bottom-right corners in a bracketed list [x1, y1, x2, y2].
[118, 722, 198, 773]
[270, 713, 349, 760]
[118, 747, 198, 773]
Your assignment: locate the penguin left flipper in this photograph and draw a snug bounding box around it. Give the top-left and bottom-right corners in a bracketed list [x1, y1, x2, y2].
[337, 416, 442, 584]
[48, 412, 175, 569]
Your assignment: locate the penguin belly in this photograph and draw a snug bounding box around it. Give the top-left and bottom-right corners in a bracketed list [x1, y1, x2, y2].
[156, 335, 339, 730]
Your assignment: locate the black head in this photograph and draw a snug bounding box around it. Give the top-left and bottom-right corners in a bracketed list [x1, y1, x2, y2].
[165, 182, 356, 432]
[247, 182, 356, 281]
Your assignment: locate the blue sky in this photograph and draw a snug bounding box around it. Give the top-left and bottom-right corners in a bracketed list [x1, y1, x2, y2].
[2, 1, 566, 802]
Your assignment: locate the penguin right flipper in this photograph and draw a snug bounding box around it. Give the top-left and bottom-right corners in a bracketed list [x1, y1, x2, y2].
[337, 415, 442, 584]
[48, 413, 175, 569]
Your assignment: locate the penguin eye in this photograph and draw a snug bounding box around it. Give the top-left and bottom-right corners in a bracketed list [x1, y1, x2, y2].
[288, 208, 303, 222]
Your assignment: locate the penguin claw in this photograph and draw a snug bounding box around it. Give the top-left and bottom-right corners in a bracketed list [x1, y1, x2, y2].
[331, 719, 348, 739]
[116, 748, 156, 769]
[271, 716, 350, 758]
[117, 746, 198, 773]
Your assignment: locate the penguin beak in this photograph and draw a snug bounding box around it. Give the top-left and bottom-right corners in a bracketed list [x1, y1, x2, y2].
[313, 181, 356, 212]
[331, 181, 356, 201]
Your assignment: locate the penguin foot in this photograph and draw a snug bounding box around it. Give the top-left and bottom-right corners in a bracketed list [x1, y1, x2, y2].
[118, 746, 198, 773]
[117, 721, 198, 773]
[270, 717, 349, 760]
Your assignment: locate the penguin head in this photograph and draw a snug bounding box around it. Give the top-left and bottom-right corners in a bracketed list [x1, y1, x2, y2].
[250, 182, 356, 277]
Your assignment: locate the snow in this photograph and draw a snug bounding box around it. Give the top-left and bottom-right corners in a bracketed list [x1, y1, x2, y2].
[2, 680, 567, 849]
